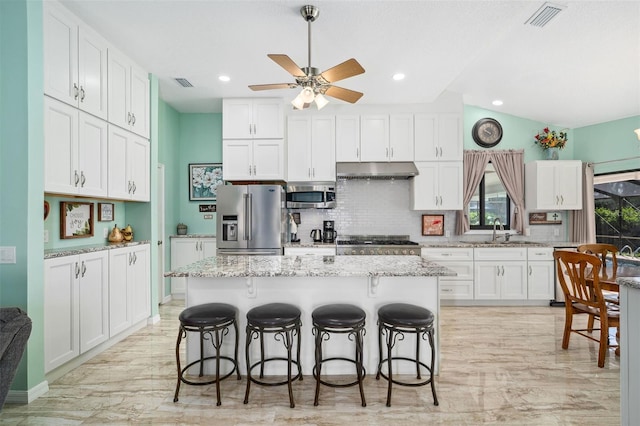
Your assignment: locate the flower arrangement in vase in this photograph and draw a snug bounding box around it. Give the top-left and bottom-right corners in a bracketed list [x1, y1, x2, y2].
[534, 127, 568, 160]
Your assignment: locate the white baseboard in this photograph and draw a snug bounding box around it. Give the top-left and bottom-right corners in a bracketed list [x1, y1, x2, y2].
[5, 380, 49, 405]
[161, 294, 172, 304]
[148, 314, 161, 325]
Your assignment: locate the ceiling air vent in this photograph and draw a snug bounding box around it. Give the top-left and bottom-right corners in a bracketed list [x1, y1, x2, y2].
[525, 2, 566, 27]
[174, 78, 193, 88]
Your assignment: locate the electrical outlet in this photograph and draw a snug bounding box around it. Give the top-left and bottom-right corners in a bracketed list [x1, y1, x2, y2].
[525, 228, 531, 236]
[553, 228, 560, 237]
[445, 230, 451, 238]
[44, 230, 49, 243]
[103, 227, 108, 238]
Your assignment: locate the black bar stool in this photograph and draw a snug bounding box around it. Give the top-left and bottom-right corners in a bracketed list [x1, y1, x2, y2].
[312, 303, 366, 407]
[173, 303, 240, 406]
[376, 303, 438, 407]
[243, 303, 303, 408]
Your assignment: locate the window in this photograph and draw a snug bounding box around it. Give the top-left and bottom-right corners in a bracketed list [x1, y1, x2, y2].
[468, 163, 511, 230]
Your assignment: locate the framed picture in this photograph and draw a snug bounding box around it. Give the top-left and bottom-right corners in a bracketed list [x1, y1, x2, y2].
[98, 203, 114, 221]
[60, 202, 94, 239]
[422, 214, 444, 236]
[189, 163, 223, 201]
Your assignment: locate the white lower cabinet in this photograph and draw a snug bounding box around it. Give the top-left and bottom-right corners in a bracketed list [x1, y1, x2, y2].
[284, 246, 337, 256]
[44, 251, 109, 373]
[527, 247, 555, 300]
[109, 244, 150, 336]
[422, 248, 473, 300]
[474, 248, 527, 300]
[170, 238, 216, 295]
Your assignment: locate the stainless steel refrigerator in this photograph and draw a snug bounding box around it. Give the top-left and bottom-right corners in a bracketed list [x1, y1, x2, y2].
[216, 185, 285, 255]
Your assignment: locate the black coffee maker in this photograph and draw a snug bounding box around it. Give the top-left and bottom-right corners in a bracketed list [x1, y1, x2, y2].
[323, 220, 337, 243]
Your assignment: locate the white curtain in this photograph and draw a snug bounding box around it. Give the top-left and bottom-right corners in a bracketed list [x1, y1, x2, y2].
[570, 162, 596, 243]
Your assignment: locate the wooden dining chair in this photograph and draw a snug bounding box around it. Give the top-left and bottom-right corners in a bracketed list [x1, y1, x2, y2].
[554, 250, 619, 368]
[577, 243, 619, 331]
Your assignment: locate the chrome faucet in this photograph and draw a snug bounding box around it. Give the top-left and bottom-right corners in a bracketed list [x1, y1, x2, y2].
[492, 218, 504, 242]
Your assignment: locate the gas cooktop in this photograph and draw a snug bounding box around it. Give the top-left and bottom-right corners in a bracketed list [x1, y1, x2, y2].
[336, 235, 420, 255]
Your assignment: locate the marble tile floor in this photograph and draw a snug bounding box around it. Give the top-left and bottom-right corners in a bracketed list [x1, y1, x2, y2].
[1, 301, 620, 425]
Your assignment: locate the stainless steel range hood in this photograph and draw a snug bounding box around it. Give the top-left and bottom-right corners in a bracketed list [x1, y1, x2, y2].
[336, 162, 419, 179]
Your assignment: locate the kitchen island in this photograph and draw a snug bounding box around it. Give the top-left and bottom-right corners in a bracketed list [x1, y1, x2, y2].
[166, 255, 454, 376]
[618, 274, 640, 426]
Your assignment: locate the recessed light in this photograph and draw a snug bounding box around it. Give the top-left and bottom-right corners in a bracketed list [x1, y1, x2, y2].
[219, 75, 230, 82]
[492, 99, 503, 106]
[392, 73, 405, 81]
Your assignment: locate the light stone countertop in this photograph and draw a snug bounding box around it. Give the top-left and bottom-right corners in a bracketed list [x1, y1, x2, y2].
[617, 277, 640, 290]
[165, 255, 456, 278]
[170, 234, 216, 239]
[44, 241, 151, 259]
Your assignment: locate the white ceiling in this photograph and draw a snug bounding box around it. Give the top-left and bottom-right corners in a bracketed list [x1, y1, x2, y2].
[59, 0, 640, 128]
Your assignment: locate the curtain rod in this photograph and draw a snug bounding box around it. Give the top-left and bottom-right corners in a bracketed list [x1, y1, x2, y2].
[589, 155, 640, 166]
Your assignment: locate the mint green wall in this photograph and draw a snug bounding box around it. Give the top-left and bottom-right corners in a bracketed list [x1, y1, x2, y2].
[44, 196, 126, 249]
[177, 113, 222, 235]
[464, 105, 575, 162]
[0, 0, 45, 391]
[573, 115, 640, 174]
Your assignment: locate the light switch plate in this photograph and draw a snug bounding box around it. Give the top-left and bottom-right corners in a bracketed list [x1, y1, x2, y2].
[103, 227, 108, 238]
[44, 230, 49, 243]
[0, 246, 17, 264]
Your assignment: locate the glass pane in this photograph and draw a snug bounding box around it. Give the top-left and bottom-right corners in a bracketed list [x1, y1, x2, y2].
[484, 165, 509, 225]
[469, 187, 480, 226]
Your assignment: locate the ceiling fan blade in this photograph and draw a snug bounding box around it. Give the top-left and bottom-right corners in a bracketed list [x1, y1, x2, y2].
[324, 85, 364, 104]
[267, 54, 306, 77]
[249, 83, 297, 91]
[320, 58, 365, 83]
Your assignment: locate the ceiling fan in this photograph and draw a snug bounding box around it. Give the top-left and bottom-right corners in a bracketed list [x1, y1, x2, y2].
[249, 5, 365, 110]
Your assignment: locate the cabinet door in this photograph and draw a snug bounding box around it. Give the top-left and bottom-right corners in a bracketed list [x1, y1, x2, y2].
[311, 116, 336, 181]
[410, 162, 439, 210]
[528, 261, 555, 299]
[44, 97, 78, 194]
[253, 140, 284, 180]
[287, 116, 312, 181]
[360, 115, 389, 161]
[77, 26, 108, 119]
[253, 99, 283, 139]
[43, 2, 79, 107]
[414, 114, 437, 161]
[437, 114, 463, 160]
[222, 140, 253, 180]
[170, 239, 200, 295]
[109, 248, 132, 336]
[438, 161, 463, 210]
[389, 114, 414, 161]
[107, 49, 131, 130]
[557, 162, 582, 209]
[78, 251, 109, 353]
[474, 262, 501, 299]
[78, 112, 108, 197]
[501, 262, 528, 299]
[44, 256, 80, 373]
[128, 135, 150, 201]
[335, 115, 360, 162]
[201, 238, 217, 258]
[108, 125, 131, 199]
[130, 245, 150, 324]
[130, 63, 150, 138]
[222, 99, 253, 139]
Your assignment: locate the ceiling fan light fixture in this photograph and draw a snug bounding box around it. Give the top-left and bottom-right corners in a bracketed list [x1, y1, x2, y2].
[291, 93, 306, 110]
[634, 128, 640, 141]
[315, 93, 329, 110]
[300, 87, 315, 103]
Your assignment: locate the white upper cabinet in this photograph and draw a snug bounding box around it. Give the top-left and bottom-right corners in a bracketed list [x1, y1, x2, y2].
[360, 115, 389, 161]
[108, 48, 150, 138]
[525, 160, 582, 210]
[410, 161, 463, 210]
[108, 125, 150, 201]
[388, 114, 414, 161]
[414, 114, 462, 161]
[44, 97, 108, 197]
[287, 115, 336, 182]
[222, 99, 284, 139]
[223, 140, 284, 181]
[44, 1, 108, 120]
[335, 115, 361, 162]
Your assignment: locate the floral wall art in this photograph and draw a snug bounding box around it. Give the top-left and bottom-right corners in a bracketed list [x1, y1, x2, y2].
[189, 163, 223, 201]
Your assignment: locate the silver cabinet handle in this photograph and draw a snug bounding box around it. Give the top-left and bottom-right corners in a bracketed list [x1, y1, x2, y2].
[312, 167, 315, 177]
[253, 124, 256, 135]
[386, 147, 389, 158]
[439, 147, 443, 157]
[356, 147, 359, 158]
[249, 165, 252, 175]
[501, 266, 505, 276]
[132, 181, 136, 194]
[74, 170, 80, 186]
[529, 265, 532, 275]
[74, 83, 79, 100]
[75, 262, 80, 278]
[80, 171, 85, 187]
[131, 113, 136, 126]
[81, 261, 86, 277]
[253, 165, 256, 175]
[435, 147, 439, 157]
[496, 266, 500, 276]
[127, 112, 132, 124]
[391, 147, 394, 158]
[133, 252, 137, 264]
[128, 181, 133, 193]
[80, 86, 85, 101]
[560, 195, 564, 205]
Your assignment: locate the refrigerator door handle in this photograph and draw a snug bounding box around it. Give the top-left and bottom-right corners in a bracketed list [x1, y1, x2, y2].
[246, 193, 253, 241]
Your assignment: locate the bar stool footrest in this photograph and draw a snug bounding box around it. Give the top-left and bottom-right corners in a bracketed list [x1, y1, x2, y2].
[179, 356, 238, 386]
[377, 356, 433, 387]
[247, 357, 303, 387]
[313, 357, 366, 388]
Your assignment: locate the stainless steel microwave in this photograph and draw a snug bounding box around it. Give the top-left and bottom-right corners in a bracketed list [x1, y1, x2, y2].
[286, 183, 336, 209]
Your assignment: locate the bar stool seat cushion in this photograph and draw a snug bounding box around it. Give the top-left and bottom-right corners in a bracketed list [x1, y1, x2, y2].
[312, 304, 366, 328]
[378, 303, 434, 327]
[247, 303, 301, 327]
[179, 303, 237, 327]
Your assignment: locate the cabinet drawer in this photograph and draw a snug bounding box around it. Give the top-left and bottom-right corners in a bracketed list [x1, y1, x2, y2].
[527, 247, 554, 261]
[474, 247, 527, 261]
[421, 247, 473, 261]
[440, 280, 473, 300]
[439, 261, 474, 280]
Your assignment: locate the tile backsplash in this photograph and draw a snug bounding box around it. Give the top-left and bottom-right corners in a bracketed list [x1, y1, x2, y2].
[289, 179, 567, 244]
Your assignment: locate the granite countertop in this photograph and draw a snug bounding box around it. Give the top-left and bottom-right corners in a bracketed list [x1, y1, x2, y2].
[165, 255, 455, 279]
[283, 242, 336, 248]
[170, 234, 216, 239]
[44, 241, 151, 259]
[617, 276, 640, 290]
